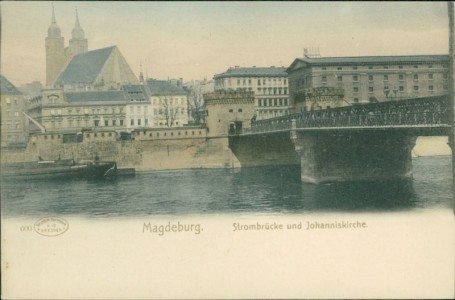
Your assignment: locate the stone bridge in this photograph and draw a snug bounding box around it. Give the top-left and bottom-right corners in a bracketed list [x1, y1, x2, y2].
[231, 96, 452, 183]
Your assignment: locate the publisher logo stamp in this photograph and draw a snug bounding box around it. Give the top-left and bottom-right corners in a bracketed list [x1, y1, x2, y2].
[34, 217, 69, 237]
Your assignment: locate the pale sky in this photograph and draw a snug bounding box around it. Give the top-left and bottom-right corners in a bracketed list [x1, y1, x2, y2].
[0, 1, 450, 86]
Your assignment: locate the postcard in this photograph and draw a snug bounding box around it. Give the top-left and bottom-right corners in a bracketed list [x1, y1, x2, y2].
[1, 1, 454, 299]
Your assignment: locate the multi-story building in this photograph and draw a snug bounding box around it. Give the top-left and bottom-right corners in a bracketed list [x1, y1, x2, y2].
[32, 89, 129, 133]
[123, 84, 152, 129]
[286, 55, 449, 109]
[213, 66, 290, 120]
[1, 75, 28, 147]
[146, 79, 189, 128]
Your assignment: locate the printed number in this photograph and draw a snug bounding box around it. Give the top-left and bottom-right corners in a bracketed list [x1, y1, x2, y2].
[20, 226, 33, 232]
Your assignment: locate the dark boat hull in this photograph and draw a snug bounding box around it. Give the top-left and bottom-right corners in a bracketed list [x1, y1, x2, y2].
[1, 160, 117, 180]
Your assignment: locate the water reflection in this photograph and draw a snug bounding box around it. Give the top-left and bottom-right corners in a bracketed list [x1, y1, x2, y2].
[1, 157, 452, 217]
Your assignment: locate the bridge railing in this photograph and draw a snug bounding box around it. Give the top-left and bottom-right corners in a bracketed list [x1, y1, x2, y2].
[244, 96, 450, 134]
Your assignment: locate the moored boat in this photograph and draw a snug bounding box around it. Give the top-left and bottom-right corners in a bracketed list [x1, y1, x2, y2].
[1, 159, 117, 180]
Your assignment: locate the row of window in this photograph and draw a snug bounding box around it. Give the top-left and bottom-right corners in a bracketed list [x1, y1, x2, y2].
[257, 87, 288, 95]
[323, 73, 447, 83]
[151, 98, 187, 105]
[216, 77, 287, 87]
[257, 98, 289, 107]
[352, 84, 448, 93]
[235, 78, 287, 85]
[320, 64, 443, 71]
[256, 109, 289, 118]
[140, 130, 203, 137]
[50, 107, 124, 116]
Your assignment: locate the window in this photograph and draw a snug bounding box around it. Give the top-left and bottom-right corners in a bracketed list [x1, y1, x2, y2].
[443, 73, 448, 79]
[337, 76, 342, 82]
[413, 74, 418, 80]
[399, 86, 404, 92]
[120, 120, 124, 126]
[94, 120, 99, 127]
[337, 67, 342, 70]
[428, 65, 433, 68]
[237, 79, 240, 85]
[131, 119, 134, 126]
[284, 79, 287, 85]
[353, 87, 359, 92]
[238, 108, 243, 112]
[274, 99, 277, 106]
[414, 65, 418, 68]
[321, 76, 327, 83]
[398, 65, 403, 69]
[399, 74, 404, 81]
[322, 67, 326, 70]
[428, 74, 433, 80]
[353, 97, 359, 103]
[368, 66, 373, 69]
[258, 79, 261, 85]
[384, 75, 388, 81]
[368, 86, 374, 93]
[138, 119, 141, 126]
[383, 66, 389, 69]
[229, 109, 233, 113]
[353, 66, 358, 70]
[429, 85, 434, 91]
[368, 75, 373, 81]
[112, 120, 116, 126]
[104, 120, 109, 126]
[413, 85, 419, 91]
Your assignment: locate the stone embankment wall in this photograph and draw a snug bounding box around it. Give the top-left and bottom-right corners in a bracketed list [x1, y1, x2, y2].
[1, 128, 299, 171]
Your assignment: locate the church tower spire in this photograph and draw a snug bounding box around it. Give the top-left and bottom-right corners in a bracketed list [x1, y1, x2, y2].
[45, 4, 65, 86]
[69, 7, 88, 56]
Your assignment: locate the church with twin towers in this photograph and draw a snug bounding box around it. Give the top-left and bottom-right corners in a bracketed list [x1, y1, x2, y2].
[45, 6, 138, 90]
[45, 6, 88, 86]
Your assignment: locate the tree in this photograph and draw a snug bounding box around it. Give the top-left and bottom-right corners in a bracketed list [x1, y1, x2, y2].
[187, 85, 205, 125]
[158, 95, 178, 127]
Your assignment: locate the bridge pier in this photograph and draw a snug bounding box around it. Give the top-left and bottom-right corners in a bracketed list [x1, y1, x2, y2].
[292, 131, 417, 183]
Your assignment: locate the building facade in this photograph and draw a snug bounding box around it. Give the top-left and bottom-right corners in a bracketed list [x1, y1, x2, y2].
[146, 79, 189, 128]
[287, 55, 450, 108]
[213, 66, 290, 120]
[35, 89, 128, 133]
[1, 75, 28, 147]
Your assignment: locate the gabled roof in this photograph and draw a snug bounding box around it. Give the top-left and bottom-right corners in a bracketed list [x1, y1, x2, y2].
[287, 55, 449, 73]
[64, 90, 128, 105]
[121, 84, 149, 102]
[214, 66, 287, 79]
[0, 75, 22, 95]
[54, 46, 116, 86]
[145, 79, 188, 96]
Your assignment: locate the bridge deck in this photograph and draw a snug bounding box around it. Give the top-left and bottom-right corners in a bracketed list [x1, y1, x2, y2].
[242, 95, 451, 135]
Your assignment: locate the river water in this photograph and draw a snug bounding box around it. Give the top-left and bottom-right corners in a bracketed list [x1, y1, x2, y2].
[1, 156, 453, 217]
